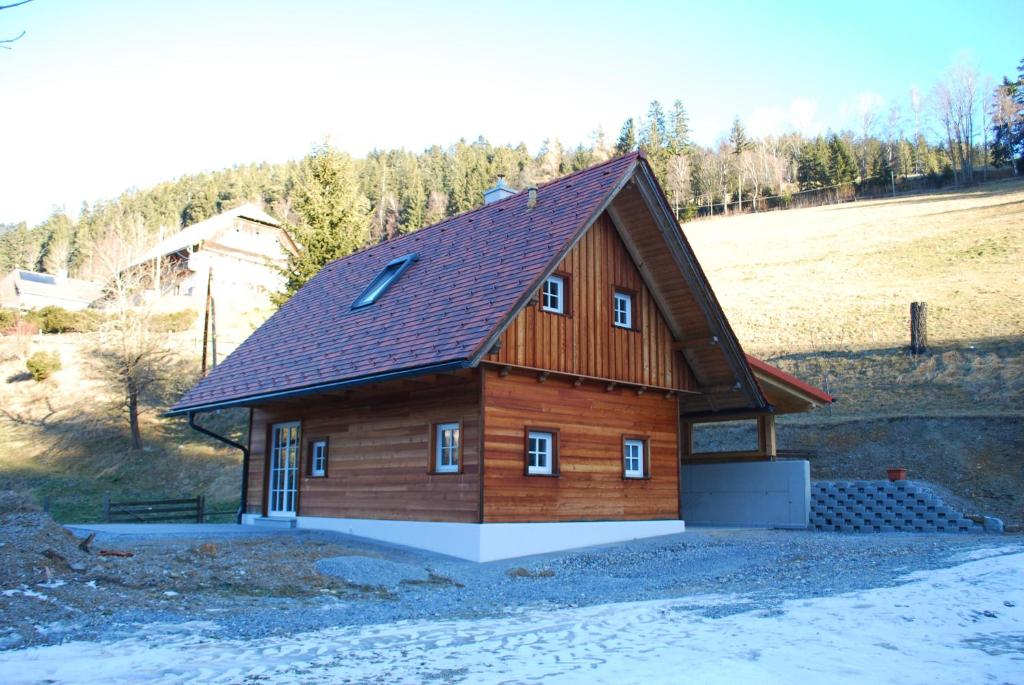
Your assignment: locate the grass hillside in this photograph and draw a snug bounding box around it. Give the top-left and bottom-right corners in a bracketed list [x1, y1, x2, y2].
[686, 178, 1024, 525]
[0, 179, 1021, 525]
[687, 178, 1024, 355]
[0, 331, 247, 522]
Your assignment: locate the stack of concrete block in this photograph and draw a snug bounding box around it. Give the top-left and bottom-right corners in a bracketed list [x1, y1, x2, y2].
[810, 480, 986, 533]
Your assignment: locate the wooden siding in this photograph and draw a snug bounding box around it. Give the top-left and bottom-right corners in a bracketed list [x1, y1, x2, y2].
[488, 212, 696, 392]
[481, 367, 680, 522]
[608, 184, 758, 414]
[246, 371, 482, 522]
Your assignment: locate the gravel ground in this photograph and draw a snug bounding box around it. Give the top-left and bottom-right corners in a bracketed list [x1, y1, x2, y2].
[2, 491, 1018, 653]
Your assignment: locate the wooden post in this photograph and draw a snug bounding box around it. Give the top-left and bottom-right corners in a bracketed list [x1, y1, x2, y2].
[910, 301, 928, 355]
[103, 495, 111, 523]
[757, 414, 777, 460]
[196, 495, 205, 523]
[210, 295, 217, 369]
[201, 268, 213, 375]
[680, 420, 693, 461]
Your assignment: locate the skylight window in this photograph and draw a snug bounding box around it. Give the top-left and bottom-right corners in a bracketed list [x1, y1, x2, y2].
[352, 254, 417, 309]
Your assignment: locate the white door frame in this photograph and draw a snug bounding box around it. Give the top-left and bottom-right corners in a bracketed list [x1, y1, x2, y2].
[267, 421, 300, 518]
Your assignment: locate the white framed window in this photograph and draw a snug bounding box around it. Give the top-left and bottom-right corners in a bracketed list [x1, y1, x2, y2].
[310, 439, 328, 477]
[613, 290, 633, 329]
[434, 422, 460, 473]
[624, 438, 646, 478]
[526, 430, 555, 475]
[542, 275, 564, 314]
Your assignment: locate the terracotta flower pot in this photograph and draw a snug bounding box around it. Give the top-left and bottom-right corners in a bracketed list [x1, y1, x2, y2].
[887, 467, 907, 482]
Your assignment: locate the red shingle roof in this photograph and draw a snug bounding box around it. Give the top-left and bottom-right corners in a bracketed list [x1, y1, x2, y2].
[171, 153, 641, 413]
[746, 354, 834, 407]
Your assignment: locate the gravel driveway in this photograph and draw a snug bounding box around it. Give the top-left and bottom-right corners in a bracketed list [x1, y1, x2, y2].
[2, 510, 1016, 651]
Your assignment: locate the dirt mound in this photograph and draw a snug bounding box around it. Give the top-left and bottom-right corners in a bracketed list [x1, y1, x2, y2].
[0, 491, 95, 589]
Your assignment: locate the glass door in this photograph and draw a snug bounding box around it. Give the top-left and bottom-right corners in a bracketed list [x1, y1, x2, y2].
[267, 421, 300, 517]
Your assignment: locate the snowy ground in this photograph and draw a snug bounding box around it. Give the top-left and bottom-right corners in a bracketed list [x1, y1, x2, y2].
[3, 547, 1021, 685]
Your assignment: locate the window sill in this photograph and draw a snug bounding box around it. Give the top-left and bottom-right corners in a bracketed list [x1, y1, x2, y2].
[525, 471, 559, 478]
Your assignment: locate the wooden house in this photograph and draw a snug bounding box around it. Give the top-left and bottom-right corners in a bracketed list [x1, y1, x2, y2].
[171, 153, 831, 561]
[132, 203, 297, 309]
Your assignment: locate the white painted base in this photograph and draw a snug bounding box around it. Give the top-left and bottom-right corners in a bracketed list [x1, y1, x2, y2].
[241, 514, 686, 562]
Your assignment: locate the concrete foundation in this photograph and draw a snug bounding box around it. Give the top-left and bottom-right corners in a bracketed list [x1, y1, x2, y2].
[680, 460, 810, 529]
[242, 514, 686, 562]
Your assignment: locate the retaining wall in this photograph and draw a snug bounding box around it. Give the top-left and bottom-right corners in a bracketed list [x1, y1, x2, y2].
[811, 480, 985, 533]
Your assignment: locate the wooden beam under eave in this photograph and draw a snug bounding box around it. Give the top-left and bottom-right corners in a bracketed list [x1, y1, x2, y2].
[537, 371, 549, 384]
[672, 336, 719, 351]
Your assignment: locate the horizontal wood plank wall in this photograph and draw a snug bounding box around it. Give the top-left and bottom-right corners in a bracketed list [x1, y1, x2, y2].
[482, 367, 679, 522]
[246, 371, 481, 522]
[489, 212, 696, 392]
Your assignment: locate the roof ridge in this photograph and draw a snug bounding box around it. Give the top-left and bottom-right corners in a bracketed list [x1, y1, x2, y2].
[320, 151, 641, 270]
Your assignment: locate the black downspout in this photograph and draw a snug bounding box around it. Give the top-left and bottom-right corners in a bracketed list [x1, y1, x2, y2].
[189, 410, 250, 524]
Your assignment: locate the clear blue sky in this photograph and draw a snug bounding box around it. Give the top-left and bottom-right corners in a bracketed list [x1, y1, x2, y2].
[1, 0, 1020, 225]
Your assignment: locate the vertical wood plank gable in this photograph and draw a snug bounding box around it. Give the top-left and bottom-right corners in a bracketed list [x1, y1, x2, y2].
[491, 212, 696, 389]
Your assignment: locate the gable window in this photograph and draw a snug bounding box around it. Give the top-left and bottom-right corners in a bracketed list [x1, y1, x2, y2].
[613, 290, 633, 329]
[352, 253, 418, 309]
[433, 422, 461, 474]
[623, 437, 647, 479]
[541, 275, 565, 314]
[525, 429, 558, 476]
[309, 439, 328, 477]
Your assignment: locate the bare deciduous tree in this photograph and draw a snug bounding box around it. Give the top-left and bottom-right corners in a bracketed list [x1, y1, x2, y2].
[932, 58, 981, 185]
[92, 225, 175, 451]
[0, 0, 33, 49]
[664, 153, 692, 219]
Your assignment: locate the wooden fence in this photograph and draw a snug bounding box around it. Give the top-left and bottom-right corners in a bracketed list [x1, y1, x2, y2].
[104, 495, 206, 523]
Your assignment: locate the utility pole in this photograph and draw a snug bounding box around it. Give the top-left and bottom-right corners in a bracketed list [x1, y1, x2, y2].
[201, 268, 213, 375]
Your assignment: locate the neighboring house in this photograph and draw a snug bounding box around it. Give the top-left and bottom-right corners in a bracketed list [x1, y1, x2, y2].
[171, 153, 832, 561]
[132, 203, 296, 307]
[0, 269, 104, 311]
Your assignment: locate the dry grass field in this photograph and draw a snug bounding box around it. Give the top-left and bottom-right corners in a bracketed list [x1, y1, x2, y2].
[0, 332, 245, 522]
[687, 179, 1023, 524]
[687, 177, 1024, 355]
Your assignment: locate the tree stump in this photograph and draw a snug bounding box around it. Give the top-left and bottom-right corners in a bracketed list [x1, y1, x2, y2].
[910, 302, 928, 355]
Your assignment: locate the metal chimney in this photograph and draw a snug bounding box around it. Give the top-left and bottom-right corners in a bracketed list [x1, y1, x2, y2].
[483, 176, 516, 205]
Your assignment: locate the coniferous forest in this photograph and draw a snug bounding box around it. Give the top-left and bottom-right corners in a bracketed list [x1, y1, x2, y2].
[1, 57, 1021, 302]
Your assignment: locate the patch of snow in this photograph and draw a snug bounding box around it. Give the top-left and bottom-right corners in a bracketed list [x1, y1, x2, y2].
[1, 553, 1022, 684]
[2, 587, 50, 601]
[38, 580, 66, 589]
[162, 591, 178, 597]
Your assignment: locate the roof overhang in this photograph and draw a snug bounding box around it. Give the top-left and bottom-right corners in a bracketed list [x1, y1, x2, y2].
[746, 354, 834, 414]
[166, 358, 472, 416]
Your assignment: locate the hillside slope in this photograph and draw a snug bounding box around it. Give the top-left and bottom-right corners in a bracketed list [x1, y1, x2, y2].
[686, 179, 1023, 525]
[686, 178, 1024, 354]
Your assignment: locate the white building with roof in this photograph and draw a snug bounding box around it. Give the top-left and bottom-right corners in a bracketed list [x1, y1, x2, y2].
[132, 203, 296, 308]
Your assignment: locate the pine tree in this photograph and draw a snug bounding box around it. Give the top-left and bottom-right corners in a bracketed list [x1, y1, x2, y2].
[728, 117, 749, 155]
[797, 137, 830, 189]
[827, 134, 858, 186]
[668, 100, 691, 154]
[640, 101, 666, 152]
[274, 143, 370, 306]
[615, 118, 636, 155]
[39, 211, 74, 275]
